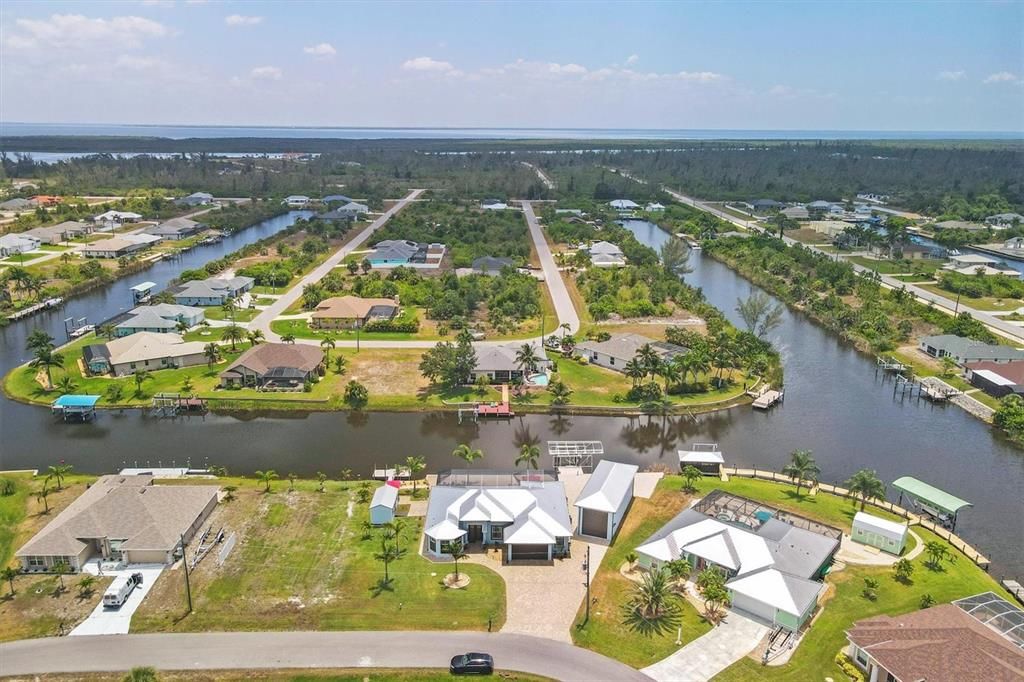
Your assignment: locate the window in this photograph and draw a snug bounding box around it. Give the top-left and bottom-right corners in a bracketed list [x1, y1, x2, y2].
[28, 557, 45, 567]
[609, 357, 615, 366]
[491, 526, 504, 541]
[428, 538, 437, 552]
[854, 648, 868, 667]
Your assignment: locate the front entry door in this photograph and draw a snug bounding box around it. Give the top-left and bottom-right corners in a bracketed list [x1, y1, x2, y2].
[467, 525, 483, 543]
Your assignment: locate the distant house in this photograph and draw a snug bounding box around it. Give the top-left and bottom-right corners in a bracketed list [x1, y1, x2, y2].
[469, 341, 551, 384]
[31, 195, 62, 207]
[284, 195, 311, 208]
[853, 203, 873, 216]
[645, 202, 666, 212]
[310, 295, 399, 330]
[369, 240, 445, 268]
[947, 253, 998, 268]
[175, 192, 214, 207]
[171, 276, 254, 306]
[949, 264, 1021, 278]
[480, 200, 509, 210]
[472, 256, 514, 275]
[807, 200, 834, 214]
[807, 221, 850, 238]
[219, 343, 324, 389]
[934, 220, 987, 232]
[114, 304, 205, 337]
[965, 360, 1024, 398]
[574, 460, 638, 541]
[25, 221, 90, 244]
[370, 483, 400, 525]
[93, 210, 143, 224]
[845, 599, 1024, 682]
[0, 233, 41, 256]
[855, 192, 889, 204]
[986, 212, 1024, 228]
[82, 237, 153, 259]
[747, 199, 783, 214]
[781, 206, 809, 221]
[609, 199, 640, 211]
[1003, 237, 1024, 250]
[15, 474, 218, 572]
[86, 332, 208, 376]
[851, 512, 908, 555]
[867, 242, 941, 261]
[587, 240, 626, 268]
[321, 194, 353, 205]
[575, 333, 687, 373]
[122, 233, 163, 247]
[145, 217, 205, 239]
[0, 197, 35, 211]
[321, 201, 369, 222]
[918, 334, 1024, 365]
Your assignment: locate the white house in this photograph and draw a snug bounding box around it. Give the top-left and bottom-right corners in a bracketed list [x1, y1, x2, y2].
[370, 483, 400, 525]
[93, 210, 142, 224]
[172, 276, 255, 306]
[284, 195, 311, 208]
[175, 192, 214, 207]
[645, 202, 666, 212]
[574, 460, 638, 541]
[481, 200, 509, 210]
[575, 333, 687, 373]
[609, 199, 639, 211]
[0, 233, 41, 257]
[851, 511, 908, 556]
[587, 240, 626, 268]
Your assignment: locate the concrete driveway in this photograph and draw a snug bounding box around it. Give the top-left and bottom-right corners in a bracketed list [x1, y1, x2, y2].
[641, 609, 769, 682]
[69, 565, 164, 636]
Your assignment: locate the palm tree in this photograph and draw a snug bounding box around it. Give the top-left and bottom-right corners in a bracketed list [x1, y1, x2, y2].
[845, 469, 886, 511]
[222, 324, 245, 351]
[123, 667, 159, 682]
[52, 560, 69, 590]
[515, 443, 541, 470]
[105, 383, 125, 405]
[132, 370, 152, 397]
[923, 541, 952, 570]
[374, 538, 403, 584]
[97, 324, 116, 340]
[636, 345, 660, 380]
[36, 486, 50, 513]
[204, 342, 221, 367]
[658, 361, 682, 393]
[514, 343, 541, 376]
[282, 333, 297, 344]
[628, 566, 676, 620]
[77, 574, 97, 597]
[175, 320, 190, 334]
[247, 329, 265, 347]
[320, 337, 336, 362]
[255, 469, 278, 493]
[623, 358, 645, 388]
[181, 376, 194, 394]
[316, 471, 328, 492]
[221, 297, 237, 322]
[30, 346, 64, 389]
[1, 566, 18, 596]
[448, 539, 468, 581]
[46, 463, 72, 490]
[548, 380, 573, 406]
[559, 322, 570, 339]
[55, 375, 77, 394]
[404, 456, 426, 492]
[452, 443, 484, 465]
[781, 449, 820, 496]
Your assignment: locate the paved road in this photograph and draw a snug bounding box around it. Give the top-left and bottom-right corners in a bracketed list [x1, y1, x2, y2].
[0, 631, 651, 681]
[626, 173, 1024, 344]
[523, 200, 580, 334]
[250, 189, 425, 341]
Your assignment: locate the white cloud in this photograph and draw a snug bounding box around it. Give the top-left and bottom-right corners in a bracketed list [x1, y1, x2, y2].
[304, 42, 336, 57]
[225, 14, 263, 26]
[937, 70, 966, 81]
[768, 84, 795, 97]
[250, 65, 282, 80]
[983, 71, 1019, 84]
[625, 54, 639, 66]
[6, 13, 169, 51]
[402, 56, 456, 73]
[114, 54, 164, 70]
[141, 1, 175, 7]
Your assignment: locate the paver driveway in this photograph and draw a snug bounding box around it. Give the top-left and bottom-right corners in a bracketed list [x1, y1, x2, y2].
[641, 609, 769, 682]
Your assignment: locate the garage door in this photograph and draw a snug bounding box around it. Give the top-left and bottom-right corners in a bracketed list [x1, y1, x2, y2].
[509, 544, 549, 561]
[580, 508, 609, 539]
[730, 592, 776, 625]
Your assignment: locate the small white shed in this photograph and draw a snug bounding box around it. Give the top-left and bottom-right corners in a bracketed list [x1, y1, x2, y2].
[574, 460, 639, 541]
[851, 511, 908, 555]
[369, 484, 400, 525]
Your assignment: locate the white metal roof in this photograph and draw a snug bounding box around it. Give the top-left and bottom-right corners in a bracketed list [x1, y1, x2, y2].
[973, 369, 1015, 386]
[727, 568, 823, 617]
[370, 485, 399, 509]
[853, 511, 909, 541]
[679, 449, 725, 465]
[575, 460, 638, 513]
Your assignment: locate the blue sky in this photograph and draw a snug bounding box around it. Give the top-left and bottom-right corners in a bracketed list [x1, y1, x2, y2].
[1, 1, 1021, 131]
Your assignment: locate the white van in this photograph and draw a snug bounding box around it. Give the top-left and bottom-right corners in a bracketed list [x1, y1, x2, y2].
[102, 572, 143, 608]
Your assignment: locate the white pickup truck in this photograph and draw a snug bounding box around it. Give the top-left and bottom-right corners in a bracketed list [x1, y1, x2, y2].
[102, 572, 143, 608]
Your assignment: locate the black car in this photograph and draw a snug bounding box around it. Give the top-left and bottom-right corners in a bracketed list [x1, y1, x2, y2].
[449, 652, 494, 675]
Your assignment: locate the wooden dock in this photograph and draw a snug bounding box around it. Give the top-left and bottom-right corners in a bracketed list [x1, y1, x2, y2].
[372, 466, 411, 480]
[1002, 579, 1024, 605]
[752, 389, 783, 410]
[6, 297, 63, 322]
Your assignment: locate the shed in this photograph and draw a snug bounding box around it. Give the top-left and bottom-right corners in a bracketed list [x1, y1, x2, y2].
[851, 511, 908, 555]
[369, 483, 399, 525]
[574, 460, 638, 541]
[679, 444, 725, 475]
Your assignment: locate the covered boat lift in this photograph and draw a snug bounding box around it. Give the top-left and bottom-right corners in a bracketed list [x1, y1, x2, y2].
[51, 394, 100, 422]
[892, 476, 972, 532]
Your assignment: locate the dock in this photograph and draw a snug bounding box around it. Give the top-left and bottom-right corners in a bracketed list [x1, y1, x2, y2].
[372, 466, 411, 481]
[1002, 579, 1024, 605]
[876, 356, 908, 373]
[751, 388, 784, 410]
[6, 297, 63, 322]
[150, 393, 208, 418]
[51, 394, 100, 422]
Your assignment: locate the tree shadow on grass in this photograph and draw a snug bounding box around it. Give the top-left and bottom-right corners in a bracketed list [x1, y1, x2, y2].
[621, 603, 683, 637]
[369, 578, 394, 597]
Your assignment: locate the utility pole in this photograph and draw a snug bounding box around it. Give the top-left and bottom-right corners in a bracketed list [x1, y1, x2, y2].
[954, 292, 961, 315]
[180, 534, 192, 614]
[583, 545, 591, 625]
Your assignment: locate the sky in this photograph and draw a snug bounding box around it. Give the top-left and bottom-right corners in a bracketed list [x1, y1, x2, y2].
[0, 0, 1022, 132]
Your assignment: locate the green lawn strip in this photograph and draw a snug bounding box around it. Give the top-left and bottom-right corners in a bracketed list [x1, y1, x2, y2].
[845, 256, 943, 277]
[0, 473, 35, 566]
[916, 283, 1022, 312]
[271, 318, 427, 342]
[131, 484, 506, 633]
[202, 306, 260, 322]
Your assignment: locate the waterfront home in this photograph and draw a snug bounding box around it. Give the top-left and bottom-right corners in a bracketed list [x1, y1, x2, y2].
[949, 264, 1021, 278]
[93, 210, 143, 224]
[321, 194, 353, 204]
[86, 332, 208, 376]
[645, 202, 665, 212]
[171, 276, 255, 306]
[586, 240, 626, 268]
[575, 333, 687, 373]
[369, 239, 445, 268]
[934, 219, 987, 232]
[807, 200, 834, 214]
[144, 217, 205, 239]
[284, 195, 311, 208]
[472, 256, 514, 275]
[81, 237, 151, 259]
[746, 199, 783, 214]
[866, 242, 941, 260]
[219, 343, 324, 390]
[609, 199, 640, 212]
[175, 192, 214, 207]
[918, 334, 1024, 365]
[947, 253, 998, 268]
[987, 213, 1024, 228]
[850, 512, 908, 555]
[0, 233, 41, 256]
[310, 295, 399, 330]
[16, 474, 218, 572]
[781, 206, 809, 221]
[854, 203, 873, 216]
[0, 197, 34, 211]
[635, 491, 840, 630]
[114, 303, 205, 336]
[574, 460, 638, 541]
[25, 221, 91, 244]
[469, 341, 551, 384]
[965, 360, 1024, 398]
[480, 199, 509, 210]
[423, 470, 573, 562]
[370, 482, 400, 525]
[845, 597, 1024, 682]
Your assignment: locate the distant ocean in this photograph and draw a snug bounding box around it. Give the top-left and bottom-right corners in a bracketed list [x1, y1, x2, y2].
[2, 122, 1020, 141]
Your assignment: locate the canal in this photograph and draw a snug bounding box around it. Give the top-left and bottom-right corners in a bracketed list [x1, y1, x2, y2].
[0, 217, 1021, 575]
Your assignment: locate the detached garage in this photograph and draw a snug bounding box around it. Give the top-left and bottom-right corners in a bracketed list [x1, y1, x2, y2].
[370, 482, 400, 525]
[851, 511, 908, 556]
[575, 460, 639, 542]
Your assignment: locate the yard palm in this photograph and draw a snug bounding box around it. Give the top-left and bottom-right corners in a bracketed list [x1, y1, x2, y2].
[636, 345, 660, 380]
[404, 456, 426, 492]
[46, 463, 72, 490]
[1, 566, 17, 596]
[447, 539, 468, 581]
[374, 539, 404, 584]
[627, 566, 677, 620]
[781, 449, 820, 496]
[55, 375, 77, 394]
[320, 337, 336, 361]
[222, 324, 246, 351]
[515, 443, 541, 470]
[515, 343, 541, 375]
[282, 333, 296, 344]
[30, 345, 64, 389]
[132, 370, 152, 397]
[452, 443, 484, 465]
[680, 464, 702, 491]
[623, 358, 645, 388]
[181, 376, 194, 394]
[845, 468, 886, 510]
[548, 379, 573, 406]
[204, 343, 221, 367]
[247, 329, 265, 347]
[255, 469, 278, 493]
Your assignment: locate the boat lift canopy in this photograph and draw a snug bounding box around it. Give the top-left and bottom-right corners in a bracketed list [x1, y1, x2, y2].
[892, 476, 972, 516]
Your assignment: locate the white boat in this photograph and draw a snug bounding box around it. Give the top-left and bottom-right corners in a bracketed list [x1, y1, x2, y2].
[69, 324, 95, 339]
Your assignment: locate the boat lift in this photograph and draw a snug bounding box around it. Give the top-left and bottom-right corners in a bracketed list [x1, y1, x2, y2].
[548, 441, 603, 471]
[892, 476, 973, 532]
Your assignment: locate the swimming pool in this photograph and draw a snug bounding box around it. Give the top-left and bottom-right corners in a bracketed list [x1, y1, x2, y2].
[529, 373, 550, 386]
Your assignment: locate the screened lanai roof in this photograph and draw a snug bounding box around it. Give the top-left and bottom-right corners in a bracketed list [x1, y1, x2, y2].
[891, 476, 972, 515]
[954, 592, 1024, 649]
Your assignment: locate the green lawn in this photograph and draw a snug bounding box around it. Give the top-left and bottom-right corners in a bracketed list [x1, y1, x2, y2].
[271, 313, 433, 343]
[131, 480, 506, 633]
[846, 256, 943, 276]
[203, 306, 260, 322]
[917, 283, 1023, 312]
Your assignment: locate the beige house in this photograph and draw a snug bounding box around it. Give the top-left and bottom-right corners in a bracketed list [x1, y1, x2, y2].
[806, 221, 850, 238]
[92, 332, 208, 376]
[219, 343, 324, 389]
[310, 295, 399, 330]
[16, 475, 219, 572]
[81, 237, 151, 259]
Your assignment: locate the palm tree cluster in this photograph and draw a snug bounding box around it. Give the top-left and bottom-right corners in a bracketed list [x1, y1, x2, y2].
[624, 343, 713, 396]
[781, 449, 821, 496]
[26, 329, 64, 389]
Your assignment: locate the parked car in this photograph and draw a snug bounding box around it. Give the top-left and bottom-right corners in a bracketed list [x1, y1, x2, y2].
[449, 652, 494, 675]
[102, 572, 143, 608]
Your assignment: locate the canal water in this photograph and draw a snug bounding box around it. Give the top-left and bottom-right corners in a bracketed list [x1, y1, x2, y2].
[1, 217, 1021, 575]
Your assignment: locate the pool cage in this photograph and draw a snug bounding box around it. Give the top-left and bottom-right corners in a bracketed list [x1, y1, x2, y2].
[953, 592, 1024, 649]
[693, 489, 843, 540]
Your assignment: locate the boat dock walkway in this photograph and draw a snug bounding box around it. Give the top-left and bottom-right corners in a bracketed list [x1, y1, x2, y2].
[750, 387, 784, 410]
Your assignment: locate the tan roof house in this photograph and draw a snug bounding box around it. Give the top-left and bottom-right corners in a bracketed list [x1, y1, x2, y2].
[96, 332, 208, 376]
[220, 343, 324, 389]
[310, 295, 399, 330]
[16, 475, 219, 572]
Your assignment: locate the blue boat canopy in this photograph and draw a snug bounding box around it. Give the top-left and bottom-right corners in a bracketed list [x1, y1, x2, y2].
[52, 395, 101, 408]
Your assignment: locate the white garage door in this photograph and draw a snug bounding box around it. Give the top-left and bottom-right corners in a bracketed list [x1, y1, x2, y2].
[730, 592, 776, 625]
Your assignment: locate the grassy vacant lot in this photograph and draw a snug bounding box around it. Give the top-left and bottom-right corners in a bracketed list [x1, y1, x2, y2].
[569, 474, 1010, 677]
[46, 670, 553, 682]
[917, 282, 1022, 312]
[845, 255, 944, 276]
[132, 478, 506, 634]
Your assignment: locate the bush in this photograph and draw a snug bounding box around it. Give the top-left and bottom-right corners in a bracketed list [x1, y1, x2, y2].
[363, 318, 420, 333]
[834, 652, 866, 682]
[627, 382, 662, 402]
